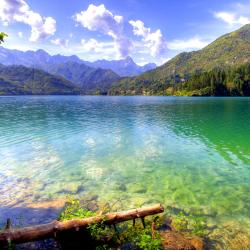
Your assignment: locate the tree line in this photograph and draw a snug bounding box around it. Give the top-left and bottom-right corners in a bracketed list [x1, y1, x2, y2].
[175, 63, 250, 96]
[109, 63, 250, 96]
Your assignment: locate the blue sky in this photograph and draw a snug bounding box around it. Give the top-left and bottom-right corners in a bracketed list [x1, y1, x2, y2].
[0, 0, 250, 65]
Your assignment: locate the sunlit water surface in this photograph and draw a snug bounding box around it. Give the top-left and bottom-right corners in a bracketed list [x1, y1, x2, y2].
[0, 96, 250, 246]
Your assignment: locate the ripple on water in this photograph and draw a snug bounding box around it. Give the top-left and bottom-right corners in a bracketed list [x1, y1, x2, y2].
[0, 96, 250, 248]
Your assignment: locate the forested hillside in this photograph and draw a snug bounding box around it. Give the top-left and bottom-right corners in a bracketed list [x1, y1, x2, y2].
[109, 24, 250, 96]
[0, 64, 80, 95]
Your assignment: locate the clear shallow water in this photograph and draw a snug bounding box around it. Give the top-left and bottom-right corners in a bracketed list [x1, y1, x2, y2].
[0, 96, 250, 237]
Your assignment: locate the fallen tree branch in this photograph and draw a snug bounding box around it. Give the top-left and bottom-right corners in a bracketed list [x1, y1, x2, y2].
[0, 204, 164, 245]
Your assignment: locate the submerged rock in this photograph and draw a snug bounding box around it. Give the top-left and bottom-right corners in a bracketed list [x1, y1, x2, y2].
[160, 231, 204, 250]
[76, 185, 85, 194]
[27, 199, 67, 210]
[117, 183, 127, 192]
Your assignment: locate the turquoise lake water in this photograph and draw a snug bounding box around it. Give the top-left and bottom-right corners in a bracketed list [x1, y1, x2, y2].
[0, 96, 250, 243]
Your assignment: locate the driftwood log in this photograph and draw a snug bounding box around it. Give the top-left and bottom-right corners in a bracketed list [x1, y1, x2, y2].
[0, 204, 164, 245]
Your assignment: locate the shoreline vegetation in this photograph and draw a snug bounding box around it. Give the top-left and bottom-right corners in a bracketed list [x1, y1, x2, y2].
[57, 199, 205, 250]
[109, 63, 250, 96]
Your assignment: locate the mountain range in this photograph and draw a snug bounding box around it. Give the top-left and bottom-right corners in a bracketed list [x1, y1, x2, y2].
[0, 47, 156, 77]
[85, 57, 156, 77]
[0, 47, 156, 94]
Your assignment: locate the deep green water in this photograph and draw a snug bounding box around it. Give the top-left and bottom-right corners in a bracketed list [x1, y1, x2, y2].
[0, 96, 250, 237]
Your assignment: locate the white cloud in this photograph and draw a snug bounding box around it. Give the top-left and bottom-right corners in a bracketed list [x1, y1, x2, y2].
[136, 58, 147, 66]
[74, 4, 132, 58]
[81, 38, 103, 52]
[168, 37, 209, 51]
[129, 20, 166, 57]
[51, 38, 69, 48]
[214, 11, 250, 26]
[80, 38, 115, 54]
[18, 31, 23, 38]
[0, 0, 56, 42]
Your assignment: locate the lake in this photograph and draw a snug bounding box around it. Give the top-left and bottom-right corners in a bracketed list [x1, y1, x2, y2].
[0, 96, 250, 246]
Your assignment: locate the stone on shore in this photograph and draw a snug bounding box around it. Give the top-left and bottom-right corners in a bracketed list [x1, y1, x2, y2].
[161, 230, 204, 250]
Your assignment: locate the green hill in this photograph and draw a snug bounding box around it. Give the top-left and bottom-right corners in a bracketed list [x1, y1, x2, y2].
[0, 64, 80, 95]
[48, 62, 120, 94]
[109, 24, 250, 96]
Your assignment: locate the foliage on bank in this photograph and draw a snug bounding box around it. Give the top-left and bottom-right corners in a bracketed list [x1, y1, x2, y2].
[59, 199, 163, 249]
[57, 198, 208, 250]
[0, 32, 7, 44]
[176, 63, 250, 96]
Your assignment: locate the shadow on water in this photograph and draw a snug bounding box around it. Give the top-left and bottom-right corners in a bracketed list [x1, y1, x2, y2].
[0, 205, 62, 228]
[0, 204, 125, 250]
[0, 205, 63, 249]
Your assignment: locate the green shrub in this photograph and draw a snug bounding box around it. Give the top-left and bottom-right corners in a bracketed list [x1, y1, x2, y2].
[59, 198, 96, 221]
[59, 199, 163, 249]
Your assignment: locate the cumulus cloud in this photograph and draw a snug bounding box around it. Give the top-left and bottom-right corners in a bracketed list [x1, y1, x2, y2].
[81, 38, 102, 52]
[129, 20, 166, 57]
[168, 37, 210, 51]
[51, 38, 69, 48]
[0, 0, 56, 41]
[80, 38, 115, 54]
[74, 4, 132, 58]
[214, 11, 250, 26]
[18, 31, 23, 38]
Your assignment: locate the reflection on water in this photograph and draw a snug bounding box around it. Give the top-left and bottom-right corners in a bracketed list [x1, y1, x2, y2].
[0, 96, 250, 244]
